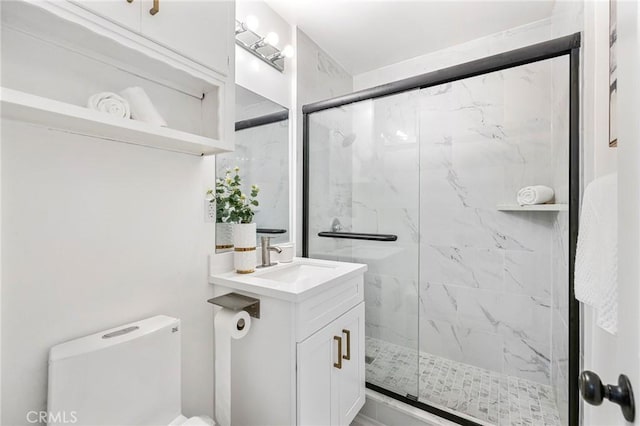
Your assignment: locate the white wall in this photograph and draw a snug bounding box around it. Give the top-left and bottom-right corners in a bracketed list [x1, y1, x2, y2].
[0, 66, 3, 426]
[0, 7, 3, 421]
[1, 122, 216, 425]
[580, 1, 623, 425]
[354, 18, 553, 91]
[581, 0, 617, 184]
[615, 2, 640, 426]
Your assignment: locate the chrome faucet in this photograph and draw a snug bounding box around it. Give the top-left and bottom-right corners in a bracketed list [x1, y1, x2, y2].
[259, 236, 282, 268]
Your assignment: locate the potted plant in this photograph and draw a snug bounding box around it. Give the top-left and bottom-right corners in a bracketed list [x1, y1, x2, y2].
[207, 177, 234, 251]
[209, 167, 260, 273]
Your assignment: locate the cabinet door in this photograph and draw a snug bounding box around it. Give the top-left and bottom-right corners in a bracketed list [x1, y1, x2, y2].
[297, 318, 340, 426]
[139, 0, 232, 75]
[297, 303, 365, 426]
[70, 0, 141, 30]
[335, 303, 365, 425]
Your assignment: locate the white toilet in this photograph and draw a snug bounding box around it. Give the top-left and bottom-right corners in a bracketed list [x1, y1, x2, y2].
[48, 315, 215, 426]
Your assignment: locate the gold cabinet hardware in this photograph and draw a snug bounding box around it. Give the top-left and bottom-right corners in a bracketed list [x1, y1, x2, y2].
[126, 0, 133, 3]
[333, 336, 342, 369]
[149, 0, 159, 15]
[342, 329, 351, 360]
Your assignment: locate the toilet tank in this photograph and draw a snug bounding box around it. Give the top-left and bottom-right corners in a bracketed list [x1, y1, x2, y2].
[48, 315, 182, 426]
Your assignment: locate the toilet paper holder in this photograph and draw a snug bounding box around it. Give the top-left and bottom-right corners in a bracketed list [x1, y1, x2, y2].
[207, 293, 260, 319]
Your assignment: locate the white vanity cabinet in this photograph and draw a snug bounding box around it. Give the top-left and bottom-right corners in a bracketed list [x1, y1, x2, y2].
[209, 258, 367, 425]
[139, 0, 233, 75]
[71, 0, 141, 30]
[72, 0, 233, 76]
[297, 302, 365, 426]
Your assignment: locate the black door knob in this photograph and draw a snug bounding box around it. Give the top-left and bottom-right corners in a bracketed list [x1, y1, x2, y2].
[579, 370, 635, 422]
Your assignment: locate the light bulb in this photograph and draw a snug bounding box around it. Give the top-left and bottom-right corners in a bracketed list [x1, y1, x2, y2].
[264, 32, 279, 47]
[282, 45, 294, 58]
[245, 15, 259, 32]
[395, 130, 408, 140]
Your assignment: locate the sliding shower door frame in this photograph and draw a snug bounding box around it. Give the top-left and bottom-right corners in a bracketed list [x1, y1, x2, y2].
[302, 33, 581, 426]
[235, 110, 289, 131]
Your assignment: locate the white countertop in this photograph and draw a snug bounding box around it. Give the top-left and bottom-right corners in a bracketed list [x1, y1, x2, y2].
[209, 257, 367, 302]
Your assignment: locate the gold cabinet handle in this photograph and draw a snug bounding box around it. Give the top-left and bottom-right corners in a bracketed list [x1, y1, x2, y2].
[342, 329, 351, 360]
[126, 0, 133, 3]
[333, 336, 342, 369]
[149, 0, 159, 15]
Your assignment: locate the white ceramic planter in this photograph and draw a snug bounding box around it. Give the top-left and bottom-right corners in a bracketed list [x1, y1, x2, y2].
[233, 222, 257, 274]
[215, 222, 234, 251]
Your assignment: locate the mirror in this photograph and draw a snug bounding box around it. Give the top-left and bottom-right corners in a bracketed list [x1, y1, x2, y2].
[215, 85, 290, 253]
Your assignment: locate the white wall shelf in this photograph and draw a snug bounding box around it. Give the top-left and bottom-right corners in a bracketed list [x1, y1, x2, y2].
[1, 87, 232, 156]
[497, 204, 569, 212]
[1, 0, 235, 150]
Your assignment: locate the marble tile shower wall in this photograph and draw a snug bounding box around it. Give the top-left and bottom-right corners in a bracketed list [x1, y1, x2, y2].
[418, 60, 558, 386]
[308, 106, 355, 258]
[551, 211, 569, 420]
[308, 94, 422, 354]
[351, 91, 421, 351]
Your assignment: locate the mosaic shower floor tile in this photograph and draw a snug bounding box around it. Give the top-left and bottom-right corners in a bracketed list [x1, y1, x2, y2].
[365, 337, 562, 426]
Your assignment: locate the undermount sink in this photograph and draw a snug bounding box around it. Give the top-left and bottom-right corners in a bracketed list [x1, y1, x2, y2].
[257, 263, 336, 284]
[209, 257, 367, 301]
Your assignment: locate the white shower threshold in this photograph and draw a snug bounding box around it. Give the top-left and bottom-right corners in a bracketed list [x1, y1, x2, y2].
[352, 388, 462, 426]
[362, 337, 562, 426]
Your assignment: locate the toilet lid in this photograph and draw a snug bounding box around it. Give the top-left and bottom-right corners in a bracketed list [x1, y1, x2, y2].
[171, 415, 215, 426]
[182, 416, 215, 426]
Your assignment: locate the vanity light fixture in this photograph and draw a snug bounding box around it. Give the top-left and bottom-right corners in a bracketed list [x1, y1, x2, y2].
[248, 31, 278, 50]
[235, 18, 293, 72]
[267, 45, 295, 61]
[235, 14, 259, 34]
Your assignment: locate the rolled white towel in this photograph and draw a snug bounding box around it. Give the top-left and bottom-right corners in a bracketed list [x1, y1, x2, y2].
[120, 86, 167, 127]
[516, 185, 555, 205]
[87, 92, 130, 119]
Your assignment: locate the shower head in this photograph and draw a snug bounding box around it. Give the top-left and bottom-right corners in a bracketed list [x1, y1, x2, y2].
[333, 130, 357, 147]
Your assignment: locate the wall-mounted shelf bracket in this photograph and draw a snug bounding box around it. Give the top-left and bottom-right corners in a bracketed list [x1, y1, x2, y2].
[207, 292, 260, 319]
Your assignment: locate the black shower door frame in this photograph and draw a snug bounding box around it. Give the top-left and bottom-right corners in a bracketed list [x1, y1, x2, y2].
[302, 33, 581, 426]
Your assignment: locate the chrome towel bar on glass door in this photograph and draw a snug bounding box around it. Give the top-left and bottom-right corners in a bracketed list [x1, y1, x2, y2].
[317, 232, 397, 242]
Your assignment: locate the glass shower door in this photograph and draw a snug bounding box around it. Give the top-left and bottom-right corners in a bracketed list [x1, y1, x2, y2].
[306, 51, 571, 426]
[307, 90, 421, 400]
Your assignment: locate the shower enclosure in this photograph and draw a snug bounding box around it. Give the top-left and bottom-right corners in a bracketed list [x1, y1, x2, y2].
[303, 35, 580, 426]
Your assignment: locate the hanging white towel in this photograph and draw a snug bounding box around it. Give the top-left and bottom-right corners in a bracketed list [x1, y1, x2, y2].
[516, 185, 555, 205]
[575, 173, 618, 334]
[120, 86, 168, 127]
[87, 92, 130, 119]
